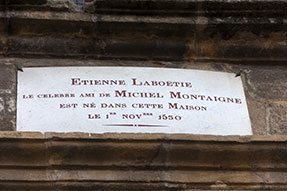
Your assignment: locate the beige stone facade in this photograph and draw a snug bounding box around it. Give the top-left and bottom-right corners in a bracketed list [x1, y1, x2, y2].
[0, 0, 287, 190]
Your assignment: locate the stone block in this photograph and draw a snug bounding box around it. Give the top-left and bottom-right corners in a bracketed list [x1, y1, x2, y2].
[243, 65, 287, 101]
[0, 19, 7, 54]
[268, 103, 287, 135]
[0, 64, 16, 92]
[0, 97, 4, 119]
[7, 0, 46, 4]
[245, 94, 267, 135]
[6, 96, 16, 113]
[0, 20, 5, 34]
[0, 94, 16, 131]
[0, 117, 15, 131]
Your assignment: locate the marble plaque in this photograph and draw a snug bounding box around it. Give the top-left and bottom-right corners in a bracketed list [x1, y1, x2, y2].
[17, 67, 252, 135]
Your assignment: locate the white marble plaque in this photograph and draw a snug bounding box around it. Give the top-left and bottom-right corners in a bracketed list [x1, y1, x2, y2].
[17, 67, 252, 135]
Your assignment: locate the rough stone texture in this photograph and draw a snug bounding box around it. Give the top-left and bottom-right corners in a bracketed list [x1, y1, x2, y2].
[1, 132, 287, 190]
[0, 1, 287, 190]
[0, 61, 16, 131]
[1, 0, 287, 62]
[268, 103, 287, 135]
[0, 94, 16, 131]
[0, 64, 16, 92]
[245, 94, 268, 135]
[243, 65, 287, 101]
[0, 97, 4, 117]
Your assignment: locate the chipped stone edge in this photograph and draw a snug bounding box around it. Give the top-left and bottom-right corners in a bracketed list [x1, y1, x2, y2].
[0, 131, 287, 142]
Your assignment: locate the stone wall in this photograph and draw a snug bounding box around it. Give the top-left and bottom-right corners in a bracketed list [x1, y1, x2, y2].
[1, 132, 287, 191]
[0, 0, 286, 135]
[1, 1, 287, 191]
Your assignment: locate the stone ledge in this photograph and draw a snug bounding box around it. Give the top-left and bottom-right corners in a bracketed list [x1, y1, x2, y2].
[0, 132, 287, 190]
[3, 131, 287, 142]
[1, 1, 287, 62]
[2, 0, 287, 16]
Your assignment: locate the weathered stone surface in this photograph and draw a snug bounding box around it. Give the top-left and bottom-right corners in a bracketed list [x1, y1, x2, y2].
[0, 63, 16, 92]
[193, 32, 287, 62]
[0, 97, 4, 118]
[6, 95, 16, 113]
[268, 103, 287, 135]
[0, 19, 6, 51]
[0, 0, 286, 190]
[0, 94, 16, 131]
[1, 0, 287, 61]
[0, 62, 16, 131]
[0, 117, 15, 131]
[243, 65, 287, 101]
[0, 132, 286, 190]
[245, 94, 267, 135]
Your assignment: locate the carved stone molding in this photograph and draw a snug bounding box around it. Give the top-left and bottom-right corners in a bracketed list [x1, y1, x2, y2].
[0, 132, 287, 190]
[0, 0, 287, 62]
